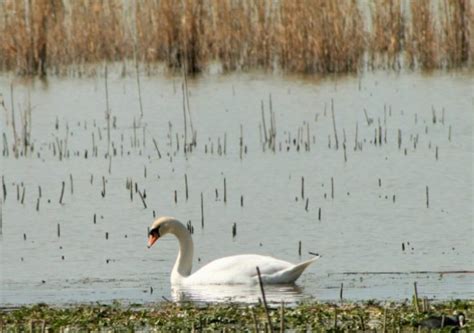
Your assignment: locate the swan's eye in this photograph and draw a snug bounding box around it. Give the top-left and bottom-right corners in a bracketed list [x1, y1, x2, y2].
[149, 227, 160, 238]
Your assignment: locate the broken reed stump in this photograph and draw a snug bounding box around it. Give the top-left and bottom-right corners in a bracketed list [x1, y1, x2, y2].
[413, 282, 420, 313]
[301, 176, 304, 199]
[232, 222, 237, 238]
[59, 181, 65, 204]
[137, 189, 147, 208]
[261, 101, 268, 144]
[20, 186, 25, 204]
[2, 176, 6, 201]
[331, 99, 339, 150]
[256, 266, 273, 333]
[398, 129, 402, 149]
[184, 174, 189, 200]
[340, 283, 344, 304]
[200, 192, 204, 228]
[223, 178, 227, 203]
[101, 176, 106, 198]
[239, 125, 243, 159]
[152, 138, 162, 158]
[426, 186, 429, 208]
[331, 177, 334, 199]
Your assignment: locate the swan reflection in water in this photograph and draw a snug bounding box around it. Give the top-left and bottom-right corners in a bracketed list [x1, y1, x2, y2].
[171, 284, 306, 305]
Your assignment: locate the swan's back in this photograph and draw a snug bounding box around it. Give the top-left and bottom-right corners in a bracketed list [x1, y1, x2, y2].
[184, 254, 316, 285]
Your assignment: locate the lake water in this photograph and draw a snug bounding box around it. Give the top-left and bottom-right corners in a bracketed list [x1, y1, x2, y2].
[1, 70, 473, 306]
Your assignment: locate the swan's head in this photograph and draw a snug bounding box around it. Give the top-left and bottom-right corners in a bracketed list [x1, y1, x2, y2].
[147, 216, 177, 248]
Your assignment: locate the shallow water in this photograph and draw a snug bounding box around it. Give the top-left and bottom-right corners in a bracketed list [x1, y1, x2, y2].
[1, 70, 473, 306]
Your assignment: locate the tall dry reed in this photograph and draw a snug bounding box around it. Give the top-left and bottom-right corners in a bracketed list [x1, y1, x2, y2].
[439, 0, 471, 67]
[0, 0, 471, 76]
[405, 0, 438, 69]
[369, 0, 404, 69]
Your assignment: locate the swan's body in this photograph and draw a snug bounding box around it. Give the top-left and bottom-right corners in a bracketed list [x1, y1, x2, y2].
[147, 216, 319, 285]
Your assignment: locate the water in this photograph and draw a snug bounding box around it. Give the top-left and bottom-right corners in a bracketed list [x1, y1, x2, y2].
[1, 70, 473, 306]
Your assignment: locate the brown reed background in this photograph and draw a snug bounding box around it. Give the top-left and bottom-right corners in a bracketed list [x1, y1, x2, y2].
[0, 0, 471, 76]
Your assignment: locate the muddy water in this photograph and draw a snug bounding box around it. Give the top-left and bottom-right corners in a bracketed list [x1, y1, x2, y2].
[0, 70, 473, 306]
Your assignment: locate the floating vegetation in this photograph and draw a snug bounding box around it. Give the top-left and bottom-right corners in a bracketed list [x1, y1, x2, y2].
[0, 300, 472, 332]
[0, 0, 471, 76]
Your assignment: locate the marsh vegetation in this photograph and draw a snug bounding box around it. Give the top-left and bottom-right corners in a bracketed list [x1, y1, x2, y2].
[0, 0, 471, 76]
[1, 300, 472, 332]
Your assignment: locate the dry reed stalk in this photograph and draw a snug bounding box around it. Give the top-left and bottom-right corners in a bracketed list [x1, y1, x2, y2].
[369, 0, 404, 69]
[0, 0, 470, 74]
[278, 0, 365, 73]
[440, 0, 471, 67]
[405, 0, 438, 69]
[256, 266, 273, 333]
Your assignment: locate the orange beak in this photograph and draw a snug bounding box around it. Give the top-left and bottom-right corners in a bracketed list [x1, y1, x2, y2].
[147, 234, 159, 248]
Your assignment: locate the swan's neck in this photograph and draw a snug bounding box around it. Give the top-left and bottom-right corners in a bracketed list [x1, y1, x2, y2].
[169, 220, 194, 284]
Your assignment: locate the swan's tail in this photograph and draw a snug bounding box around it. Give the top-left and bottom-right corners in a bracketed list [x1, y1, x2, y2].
[264, 255, 320, 284]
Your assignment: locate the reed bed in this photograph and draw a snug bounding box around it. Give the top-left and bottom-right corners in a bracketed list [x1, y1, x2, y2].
[0, 0, 471, 75]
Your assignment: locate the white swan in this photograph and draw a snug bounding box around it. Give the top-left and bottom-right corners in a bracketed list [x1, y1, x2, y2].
[147, 216, 319, 285]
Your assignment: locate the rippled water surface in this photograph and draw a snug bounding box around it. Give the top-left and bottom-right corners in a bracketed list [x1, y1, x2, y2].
[1, 70, 473, 306]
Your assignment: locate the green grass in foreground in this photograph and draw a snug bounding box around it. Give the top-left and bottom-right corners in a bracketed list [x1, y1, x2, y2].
[0, 300, 472, 332]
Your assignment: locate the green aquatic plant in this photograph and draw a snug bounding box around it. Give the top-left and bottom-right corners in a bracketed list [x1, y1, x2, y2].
[0, 300, 472, 332]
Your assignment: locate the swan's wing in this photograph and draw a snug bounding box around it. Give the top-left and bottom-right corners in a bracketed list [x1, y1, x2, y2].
[260, 256, 320, 284]
[186, 254, 293, 285]
[185, 254, 319, 285]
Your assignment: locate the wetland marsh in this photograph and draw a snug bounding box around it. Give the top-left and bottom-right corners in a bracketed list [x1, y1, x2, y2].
[1, 70, 472, 306]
